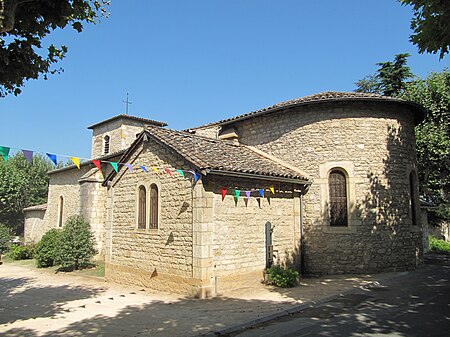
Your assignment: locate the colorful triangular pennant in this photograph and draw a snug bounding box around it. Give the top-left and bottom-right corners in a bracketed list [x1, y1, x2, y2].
[0, 146, 10, 161]
[140, 165, 149, 173]
[176, 169, 185, 177]
[70, 157, 81, 169]
[92, 159, 102, 171]
[152, 167, 159, 173]
[269, 186, 275, 195]
[22, 150, 33, 164]
[110, 162, 119, 173]
[46, 153, 57, 165]
[221, 187, 227, 201]
[245, 191, 251, 199]
[125, 164, 133, 172]
[258, 189, 265, 198]
[164, 168, 172, 176]
[234, 189, 241, 200]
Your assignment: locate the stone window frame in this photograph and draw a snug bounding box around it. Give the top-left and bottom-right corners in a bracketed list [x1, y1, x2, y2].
[135, 181, 161, 231]
[58, 195, 64, 228]
[408, 168, 420, 227]
[319, 161, 357, 233]
[103, 134, 110, 155]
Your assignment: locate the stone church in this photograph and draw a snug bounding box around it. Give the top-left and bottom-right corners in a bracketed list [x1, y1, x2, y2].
[24, 91, 426, 296]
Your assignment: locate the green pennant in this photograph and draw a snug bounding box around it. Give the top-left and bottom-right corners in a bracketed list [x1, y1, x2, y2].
[234, 189, 241, 200]
[176, 169, 185, 177]
[0, 146, 10, 161]
[110, 161, 119, 173]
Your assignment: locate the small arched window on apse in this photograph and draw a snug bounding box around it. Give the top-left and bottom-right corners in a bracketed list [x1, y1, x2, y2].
[409, 170, 419, 226]
[138, 185, 146, 229]
[328, 169, 348, 227]
[58, 196, 64, 227]
[103, 135, 110, 155]
[149, 183, 159, 229]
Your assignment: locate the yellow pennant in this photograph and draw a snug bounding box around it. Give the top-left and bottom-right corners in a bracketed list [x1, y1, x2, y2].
[70, 157, 81, 169]
[152, 167, 159, 173]
[269, 186, 275, 195]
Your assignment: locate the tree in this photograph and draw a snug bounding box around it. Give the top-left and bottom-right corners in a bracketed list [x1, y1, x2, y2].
[34, 228, 62, 267]
[0, 222, 12, 254]
[0, 153, 54, 234]
[401, 69, 450, 221]
[0, 0, 109, 97]
[354, 54, 412, 96]
[400, 0, 450, 59]
[57, 215, 96, 270]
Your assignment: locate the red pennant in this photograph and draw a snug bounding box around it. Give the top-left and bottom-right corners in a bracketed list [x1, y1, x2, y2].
[221, 187, 227, 201]
[164, 167, 173, 176]
[92, 160, 102, 171]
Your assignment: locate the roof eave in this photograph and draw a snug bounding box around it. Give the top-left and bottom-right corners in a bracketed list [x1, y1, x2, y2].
[196, 97, 427, 129]
[204, 169, 311, 185]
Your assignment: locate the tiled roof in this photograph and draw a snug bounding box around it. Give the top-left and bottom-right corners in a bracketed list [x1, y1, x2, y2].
[144, 125, 309, 182]
[88, 114, 167, 129]
[23, 204, 47, 212]
[193, 91, 426, 128]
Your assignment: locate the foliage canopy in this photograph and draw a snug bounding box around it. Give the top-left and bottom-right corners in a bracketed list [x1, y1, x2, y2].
[400, 0, 450, 59]
[0, 0, 109, 97]
[0, 153, 53, 234]
[58, 215, 96, 270]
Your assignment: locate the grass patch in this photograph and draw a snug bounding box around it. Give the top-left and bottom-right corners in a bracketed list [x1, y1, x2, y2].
[429, 236, 450, 254]
[2, 258, 105, 278]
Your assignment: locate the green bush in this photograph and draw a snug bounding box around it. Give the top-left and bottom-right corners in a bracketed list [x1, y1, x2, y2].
[7, 245, 34, 260]
[35, 229, 62, 267]
[429, 236, 450, 254]
[266, 265, 299, 288]
[58, 215, 97, 270]
[0, 223, 12, 254]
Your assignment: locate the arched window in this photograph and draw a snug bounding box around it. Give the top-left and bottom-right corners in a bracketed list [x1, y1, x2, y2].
[103, 135, 110, 155]
[58, 196, 64, 227]
[138, 185, 146, 229]
[410, 171, 419, 226]
[329, 170, 348, 227]
[149, 184, 159, 229]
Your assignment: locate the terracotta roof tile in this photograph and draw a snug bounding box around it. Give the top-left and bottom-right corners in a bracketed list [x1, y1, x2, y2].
[193, 91, 425, 128]
[145, 125, 308, 182]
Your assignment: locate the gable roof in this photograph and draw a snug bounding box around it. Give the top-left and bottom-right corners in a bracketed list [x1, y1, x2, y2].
[106, 125, 310, 185]
[87, 114, 167, 129]
[192, 91, 426, 129]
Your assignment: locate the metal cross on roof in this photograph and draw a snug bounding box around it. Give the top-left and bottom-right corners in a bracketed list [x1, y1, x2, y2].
[123, 93, 132, 115]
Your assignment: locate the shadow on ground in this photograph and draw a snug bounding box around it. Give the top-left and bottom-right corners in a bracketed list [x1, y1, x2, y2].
[0, 276, 105, 325]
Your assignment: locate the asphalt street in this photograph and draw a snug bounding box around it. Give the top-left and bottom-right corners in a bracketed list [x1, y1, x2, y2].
[232, 254, 450, 337]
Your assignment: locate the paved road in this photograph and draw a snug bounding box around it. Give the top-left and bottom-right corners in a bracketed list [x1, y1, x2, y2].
[232, 254, 450, 337]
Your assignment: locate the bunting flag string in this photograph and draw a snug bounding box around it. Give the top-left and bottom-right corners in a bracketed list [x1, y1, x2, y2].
[1, 144, 280, 201]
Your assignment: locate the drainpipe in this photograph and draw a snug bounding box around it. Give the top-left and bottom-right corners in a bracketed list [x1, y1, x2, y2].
[300, 193, 306, 275]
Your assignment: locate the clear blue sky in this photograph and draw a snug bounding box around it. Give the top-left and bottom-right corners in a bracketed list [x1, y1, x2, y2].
[1, 0, 449, 160]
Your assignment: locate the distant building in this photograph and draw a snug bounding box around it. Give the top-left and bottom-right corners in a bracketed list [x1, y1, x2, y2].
[24, 92, 426, 297]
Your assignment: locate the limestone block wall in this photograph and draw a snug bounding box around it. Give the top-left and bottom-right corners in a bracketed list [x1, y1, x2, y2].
[91, 119, 146, 158]
[105, 141, 197, 294]
[24, 208, 46, 245]
[38, 167, 90, 237]
[208, 178, 302, 292]
[220, 101, 423, 274]
[79, 169, 108, 257]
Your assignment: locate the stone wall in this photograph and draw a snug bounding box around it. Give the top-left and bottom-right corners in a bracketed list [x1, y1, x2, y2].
[105, 141, 198, 295]
[79, 168, 108, 257]
[202, 101, 423, 274]
[208, 177, 302, 293]
[91, 118, 147, 158]
[23, 208, 46, 245]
